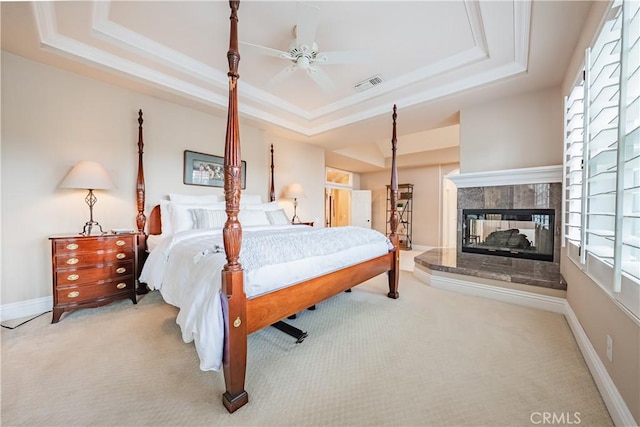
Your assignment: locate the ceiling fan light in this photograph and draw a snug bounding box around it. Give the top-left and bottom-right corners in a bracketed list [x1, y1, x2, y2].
[298, 56, 311, 70]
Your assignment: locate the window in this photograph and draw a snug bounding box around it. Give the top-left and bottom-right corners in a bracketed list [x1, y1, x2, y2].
[325, 167, 353, 188]
[563, 0, 640, 318]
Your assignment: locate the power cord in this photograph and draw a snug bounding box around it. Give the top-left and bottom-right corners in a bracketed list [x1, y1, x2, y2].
[1, 311, 51, 330]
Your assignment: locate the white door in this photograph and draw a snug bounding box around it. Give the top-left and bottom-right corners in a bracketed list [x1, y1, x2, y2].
[351, 190, 372, 228]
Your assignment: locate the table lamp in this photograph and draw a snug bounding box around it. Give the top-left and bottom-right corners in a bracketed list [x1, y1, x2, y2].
[285, 183, 306, 223]
[60, 160, 115, 235]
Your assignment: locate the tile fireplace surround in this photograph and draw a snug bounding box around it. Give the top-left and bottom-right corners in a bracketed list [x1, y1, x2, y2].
[416, 166, 566, 290]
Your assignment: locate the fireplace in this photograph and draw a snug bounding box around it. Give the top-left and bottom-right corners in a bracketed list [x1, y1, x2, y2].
[432, 168, 565, 290]
[462, 209, 555, 262]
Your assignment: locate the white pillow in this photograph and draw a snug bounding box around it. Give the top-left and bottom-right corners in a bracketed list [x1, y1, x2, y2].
[170, 201, 226, 233]
[241, 201, 280, 211]
[238, 209, 270, 226]
[169, 193, 223, 203]
[266, 209, 290, 226]
[159, 199, 173, 236]
[240, 194, 263, 204]
[190, 209, 227, 229]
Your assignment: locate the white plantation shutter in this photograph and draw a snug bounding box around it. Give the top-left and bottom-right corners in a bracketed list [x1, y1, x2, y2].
[583, 2, 622, 280]
[616, 0, 640, 313]
[563, 0, 640, 319]
[564, 81, 584, 264]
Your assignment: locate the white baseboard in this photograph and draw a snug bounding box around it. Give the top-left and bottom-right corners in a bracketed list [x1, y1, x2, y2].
[413, 267, 638, 427]
[0, 296, 52, 322]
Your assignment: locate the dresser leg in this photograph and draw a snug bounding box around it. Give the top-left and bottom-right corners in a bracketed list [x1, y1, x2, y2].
[51, 308, 64, 324]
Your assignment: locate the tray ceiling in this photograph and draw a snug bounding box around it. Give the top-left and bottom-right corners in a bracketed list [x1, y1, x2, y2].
[1, 1, 593, 172]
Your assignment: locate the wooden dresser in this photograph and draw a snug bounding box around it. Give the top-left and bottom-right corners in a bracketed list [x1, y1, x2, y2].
[49, 233, 138, 323]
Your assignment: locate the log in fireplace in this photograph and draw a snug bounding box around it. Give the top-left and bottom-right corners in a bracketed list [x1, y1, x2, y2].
[462, 209, 555, 262]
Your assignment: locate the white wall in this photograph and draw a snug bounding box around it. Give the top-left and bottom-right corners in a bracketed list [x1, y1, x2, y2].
[459, 87, 563, 173]
[264, 136, 325, 227]
[1, 52, 325, 306]
[360, 163, 458, 247]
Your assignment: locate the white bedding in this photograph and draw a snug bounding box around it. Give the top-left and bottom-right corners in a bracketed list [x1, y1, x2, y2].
[139, 225, 393, 371]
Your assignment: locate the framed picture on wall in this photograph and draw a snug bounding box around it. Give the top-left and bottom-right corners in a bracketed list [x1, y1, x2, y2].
[183, 150, 246, 189]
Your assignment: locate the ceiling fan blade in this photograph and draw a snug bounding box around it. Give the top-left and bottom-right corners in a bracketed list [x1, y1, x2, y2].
[265, 64, 297, 89]
[317, 49, 375, 65]
[296, 2, 319, 50]
[240, 41, 290, 59]
[306, 66, 335, 92]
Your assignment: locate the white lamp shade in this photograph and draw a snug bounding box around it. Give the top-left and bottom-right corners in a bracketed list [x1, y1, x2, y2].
[60, 160, 115, 190]
[285, 183, 306, 199]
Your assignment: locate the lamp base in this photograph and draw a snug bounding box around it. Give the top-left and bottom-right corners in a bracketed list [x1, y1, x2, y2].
[81, 221, 105, 236]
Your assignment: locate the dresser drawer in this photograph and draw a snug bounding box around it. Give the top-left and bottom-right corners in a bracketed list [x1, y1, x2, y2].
[54, 235, 134, 254]
[56, 277, 135, 304]
[55, 261, 134, 286]
[55, 249, 135, 269]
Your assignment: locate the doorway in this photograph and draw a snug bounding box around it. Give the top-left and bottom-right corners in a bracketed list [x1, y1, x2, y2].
[325, 188, 351, 227]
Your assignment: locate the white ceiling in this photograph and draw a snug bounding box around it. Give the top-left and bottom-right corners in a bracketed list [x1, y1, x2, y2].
[1, 1, 594, 173]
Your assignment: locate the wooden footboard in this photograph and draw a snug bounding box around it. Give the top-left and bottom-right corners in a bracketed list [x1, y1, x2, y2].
[219, 1, 400, 414]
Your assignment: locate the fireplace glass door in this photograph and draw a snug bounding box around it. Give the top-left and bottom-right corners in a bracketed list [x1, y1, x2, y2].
[462, 209, 555, 261]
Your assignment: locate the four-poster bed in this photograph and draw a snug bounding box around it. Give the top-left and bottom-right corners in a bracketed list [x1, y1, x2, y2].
[135, 0, 400, 413]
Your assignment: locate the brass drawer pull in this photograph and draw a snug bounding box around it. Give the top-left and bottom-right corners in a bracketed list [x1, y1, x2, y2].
[67, 291, 80, 298]
[115, 240, 126, 247]
[67, 274, 79, 281]
[66, 258, 79, 265]
[116, 253, 126, 260]
[116, 267, 127, 274]
[66, 243, 79, 250]
[116, 282, 127, 289]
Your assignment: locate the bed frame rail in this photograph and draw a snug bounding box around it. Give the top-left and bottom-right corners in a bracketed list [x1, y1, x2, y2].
[247, 253, 394, 333]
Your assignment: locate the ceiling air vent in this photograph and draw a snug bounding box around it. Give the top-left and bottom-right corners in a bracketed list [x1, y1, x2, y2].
[353, 75, 384, 92]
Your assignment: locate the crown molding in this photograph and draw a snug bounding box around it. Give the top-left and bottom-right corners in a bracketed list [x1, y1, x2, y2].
[444, 165, 563, 188]
[514, 0, 532, 68]
[309, 61, 526, 135]
[90, 1, 311, 121]
[33, 0, 532, 138]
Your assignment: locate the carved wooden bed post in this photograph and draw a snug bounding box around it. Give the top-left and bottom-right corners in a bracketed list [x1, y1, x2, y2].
[220, 0, 249, 413]
[136, 109, 146, 234]
[136, 109, 149, 295]
[387, 105, 400, 299]
[269, 143, 276, 202]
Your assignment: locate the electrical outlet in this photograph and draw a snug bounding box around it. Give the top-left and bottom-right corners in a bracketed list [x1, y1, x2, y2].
[606, 334, 613, 362]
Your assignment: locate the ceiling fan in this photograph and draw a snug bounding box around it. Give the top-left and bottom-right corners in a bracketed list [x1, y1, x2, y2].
[240, 3, 373, 92]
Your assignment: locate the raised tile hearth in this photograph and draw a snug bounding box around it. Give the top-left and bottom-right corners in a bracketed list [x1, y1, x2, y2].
[414, 247, 566, 290]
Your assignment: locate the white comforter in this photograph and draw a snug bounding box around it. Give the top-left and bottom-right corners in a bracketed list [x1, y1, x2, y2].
[139, 225, 393, 371]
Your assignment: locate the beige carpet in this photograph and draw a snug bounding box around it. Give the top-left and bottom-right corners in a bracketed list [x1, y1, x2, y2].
[1, 270, 612, 426]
